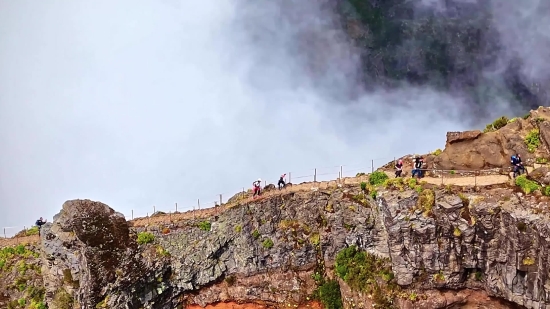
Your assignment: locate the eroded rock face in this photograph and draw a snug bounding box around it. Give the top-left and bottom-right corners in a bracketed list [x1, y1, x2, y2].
[39, 185, 550, 309]
[434, 112, 550, 170]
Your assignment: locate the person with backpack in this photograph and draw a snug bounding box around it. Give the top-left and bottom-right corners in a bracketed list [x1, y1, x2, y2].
[252, 178, 262, 198]
[411, 156, 424, 178]
[35, 217, 47, 236]
[395, 159, 403, 177]
[278, 174, 286, 190]
[511, 153, 525, 178]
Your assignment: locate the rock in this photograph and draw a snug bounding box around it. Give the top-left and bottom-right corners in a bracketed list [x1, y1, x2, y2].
[528, 166, 550, 185]
[446, 130, 482, 144]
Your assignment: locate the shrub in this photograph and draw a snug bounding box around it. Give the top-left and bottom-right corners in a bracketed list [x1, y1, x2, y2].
[360, 181, 367, 191]
[310, 233, 320, 246]
[198, 221, 211, 231]
[525, 129, 541, 152]
[234, 225, 242, 233]
[52, 288, 73, 308]
[483, 116, 508, 132]
[262, 238, 274, 249]
[356, 172, 366, 177]
[474, 271, 483, 281]
[334, 246, 395, 307]
[317, 280, 343, 309]
[417, 189, 435, 217]
[536, 157, 548, 164]
[543, 186, 550, 196]
[369, 171, 389, 186]
[432, 149, 442, 156]
[252, 229, 260, 239]
[515, 175, 540, 194]
[523, 257, 535, 265]
[225, 275, 236, 286]
[26, 226, 40, 236]
[137, 232, 155, 245]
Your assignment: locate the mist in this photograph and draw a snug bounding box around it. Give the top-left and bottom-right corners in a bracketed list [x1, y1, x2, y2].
[0, 0, 543, 233]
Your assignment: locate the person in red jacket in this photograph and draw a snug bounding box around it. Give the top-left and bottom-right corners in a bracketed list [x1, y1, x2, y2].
[252, 178, 262, 198]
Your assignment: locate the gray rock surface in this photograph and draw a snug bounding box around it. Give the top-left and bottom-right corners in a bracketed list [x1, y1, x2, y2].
[36, 184, 550, 308]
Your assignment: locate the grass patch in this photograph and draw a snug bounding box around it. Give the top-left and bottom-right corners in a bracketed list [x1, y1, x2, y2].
[136, 232, 154, 245]
[515, 175, 541, 194]
[198, 221, 211, 231]
[369, 171, 389, 186]
[360, 181, 367, 191]
[25, 226, 40, 236]
[262, 238, 274, 249]
[525, 129, 541, 152]
[310, 233, 320, 246]
[536, 157, 548, 164]
[234, 225, 242, 233]
[252, 229, 260, 239]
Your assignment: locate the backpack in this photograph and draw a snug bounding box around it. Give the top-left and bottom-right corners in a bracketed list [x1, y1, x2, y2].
[35, 220, 41, 226]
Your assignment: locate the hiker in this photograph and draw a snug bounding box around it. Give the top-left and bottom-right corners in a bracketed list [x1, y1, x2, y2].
[395, 159, 403, 177]
[511, 153, 525, 178]
[252, 178, 262, 198]
[278, 174, 286, 190]
[411, 156, 424, 178]
[35, 217, 47, 236]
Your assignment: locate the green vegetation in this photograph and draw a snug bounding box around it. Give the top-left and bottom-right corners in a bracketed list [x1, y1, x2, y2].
[137, 232, 155, 245]
[317, 280, 343, 309]
[543, 186, 550, 196]
[515, 175, 541, 194]
[523, 257, 535, 266]
[483, 116, 508, 133]
[198, 221, 211, 231]
[52, 288, 73, 308]
[335, 245, 396, 307]
[416, 188, 435, 217]
[369, 171, 389, 186]
[310, 233, 320, 246]
[360, 181, 367, 191]
[156, 245, 170, 257]
[433, 271, 445, 282]
[453, 227, 461, 237]
[525, 129, 541, 152]
[262, 238, 274, 249]
[432, 149, 442, 156]
[234, 225, 242, 233]
[25, 226, 40, 236]
[474, 271, 483, 281]
[356, 172, 366, 177]
[383, 177, 405, 191]
[536, 157, 548, 164]
[225, 275, 236, 286]
[252, 229, 260, 239]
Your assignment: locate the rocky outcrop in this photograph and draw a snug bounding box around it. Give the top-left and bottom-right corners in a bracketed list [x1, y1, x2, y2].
[433, 108, 550, 170]
[33, 179, 550, 309]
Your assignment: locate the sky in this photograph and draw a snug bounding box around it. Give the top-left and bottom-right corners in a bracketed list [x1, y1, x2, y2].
[0, 0, 543, 234]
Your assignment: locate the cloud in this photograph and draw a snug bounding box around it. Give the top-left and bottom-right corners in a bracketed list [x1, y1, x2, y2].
[0, 0, 535, 232]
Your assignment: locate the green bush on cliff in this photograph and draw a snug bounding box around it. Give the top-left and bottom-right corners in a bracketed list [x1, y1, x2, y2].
[483, 116, 508, 133]
[515, 175, 540, 194]
[525, 129, 541, 152]
[369, 171, 389, 186]
[137, 232, 155, 245]
[317, 280, 343, 309]
[198, 221, 211, 231]
[26, 226, 40, 236]
[335, 245, 395, 307]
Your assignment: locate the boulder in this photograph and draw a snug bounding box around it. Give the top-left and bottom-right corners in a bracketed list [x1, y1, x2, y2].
[527, 166, 550, 185]
[433, 118, 541, 170]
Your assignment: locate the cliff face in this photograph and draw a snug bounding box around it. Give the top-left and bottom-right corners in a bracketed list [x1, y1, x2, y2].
[33, 180, 549, 309]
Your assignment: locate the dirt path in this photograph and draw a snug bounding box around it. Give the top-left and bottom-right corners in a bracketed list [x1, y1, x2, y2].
[0, 171, 512, 248]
